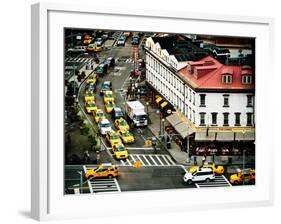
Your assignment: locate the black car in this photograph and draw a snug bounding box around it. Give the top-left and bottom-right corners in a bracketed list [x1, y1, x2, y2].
[112, 107, 124, 120]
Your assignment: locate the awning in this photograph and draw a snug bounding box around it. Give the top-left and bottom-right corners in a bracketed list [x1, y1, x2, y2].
[160, 101, 168, 108]
[216, 132, 234, 141]
[166, 113, 182, 127]
[235, 132, 255, 141]
[195, 132, 216, 141]
[174, 122, 194, 138]
[155, 96, 163, 103]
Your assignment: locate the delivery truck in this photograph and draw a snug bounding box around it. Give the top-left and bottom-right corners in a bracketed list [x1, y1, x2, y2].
[124, 101, 148, 127]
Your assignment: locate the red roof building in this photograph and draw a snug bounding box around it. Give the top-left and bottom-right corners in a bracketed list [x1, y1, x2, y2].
[179, 56, 254, 91]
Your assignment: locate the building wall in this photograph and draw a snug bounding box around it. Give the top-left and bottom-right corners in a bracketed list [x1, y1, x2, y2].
[145, 39, 255, 130]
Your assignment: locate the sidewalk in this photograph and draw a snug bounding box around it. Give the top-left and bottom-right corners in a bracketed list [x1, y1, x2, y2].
[142, 98, 255, 168]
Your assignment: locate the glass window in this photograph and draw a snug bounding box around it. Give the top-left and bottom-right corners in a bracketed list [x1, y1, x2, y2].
[247, 113, 253, 126]
[200, 94, 206, 106]
[223, 95, 229, 107]
[223, 113, 229, 126]
[235, 113, 241, 126]
[211, 113, 217, 125]
[200, 113, 205, 126]
[247, 95, 253, 107]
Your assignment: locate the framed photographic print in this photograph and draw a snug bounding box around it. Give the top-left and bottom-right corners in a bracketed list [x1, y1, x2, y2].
[31, 2, 274, 221]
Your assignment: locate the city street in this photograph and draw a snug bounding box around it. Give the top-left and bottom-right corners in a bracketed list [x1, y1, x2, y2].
[64, 30, 255, 195]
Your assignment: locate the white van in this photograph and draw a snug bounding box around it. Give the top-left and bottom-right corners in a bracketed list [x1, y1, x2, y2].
[183, 168, 215, 185]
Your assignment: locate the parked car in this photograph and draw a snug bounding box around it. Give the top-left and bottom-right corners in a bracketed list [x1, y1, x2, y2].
[183, 168, 215, 185]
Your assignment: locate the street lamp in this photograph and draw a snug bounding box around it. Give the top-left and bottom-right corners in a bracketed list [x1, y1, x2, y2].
[146, 102, 149, 114]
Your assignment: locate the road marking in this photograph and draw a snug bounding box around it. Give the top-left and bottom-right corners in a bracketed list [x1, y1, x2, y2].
[149, 155, 157, 165]
[155, 155, 164, 166]
[136, 155, 144, 165]
[130, 155, 136, 162]
[165, 155, 176, 165]
[88, 180, 93, 193]
[114, 178, 121, 192]
[83, 165, 87, 173]
[74, 188, 80, 194]
[141, 155, 152, 166]
[120, 159, 126, 165]
[126, 159, 132, 166]
[222, 175, 232, 186]
[161, 155, 170, 166]
[127, 147, 154, 150]
[195, 183, 200, 188]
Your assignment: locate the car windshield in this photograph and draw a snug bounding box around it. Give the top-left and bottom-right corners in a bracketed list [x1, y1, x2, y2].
[120, 121, 127, 126]
[102, 86, 110, 90]
[97, 113, 103, 117]
[88, 103, 96, 107]
[122, 132, 130, 137]
[105, 94, 113, 98]
[107, 103, 114, 107]
[136, 114, 147, 120]
[101, 123, 111, 128]
[111, 135, 119, 140]
[115, 147, 125, 152]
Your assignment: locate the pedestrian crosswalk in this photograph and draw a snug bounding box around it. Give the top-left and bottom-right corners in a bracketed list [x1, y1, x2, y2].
[195, 175, 232, 188]
[65, 57, 94, 63]
[88, 178, 121, 194]
[118, 154, 177, 167]
[83, 165, 121, 194]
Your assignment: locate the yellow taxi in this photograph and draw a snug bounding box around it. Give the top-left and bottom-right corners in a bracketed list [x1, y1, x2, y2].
[83, 34, 94, 45]
[103, 90, 114, 104]
[104, 101, 115, 113]
[84, 91, 95, 102]
[189, 162, 225, 175]
[115, 118, 130, 132]
[112, 143, 128, 160]
[86, 43, 102, 52]
[106, 130, 122, 147]
[117, 129, 135, 144]
[123, 31, 131, 37]
[85, 101, 98, 113]
[86, 74, 97, 85]
[93, 109, 106, 123]
[230, 168, 255, 185]
[85, 164, 118, 179]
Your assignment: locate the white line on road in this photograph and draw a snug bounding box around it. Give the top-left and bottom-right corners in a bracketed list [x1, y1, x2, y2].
[120, 159, 126, 165]
[222, 175, 232, 187]
[141, 155, 152, 166]
[149, 155, 157, 165]
[155, 155, 164, 166]
[114, 178, 121, 192]
[161, 155, 170, 166]
[130, 155, 136, 163]
[126, 159, 132, 166]
[165, 155, 176, 165]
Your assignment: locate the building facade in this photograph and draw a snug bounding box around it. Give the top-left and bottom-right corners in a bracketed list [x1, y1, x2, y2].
[145, 35, 255, 145]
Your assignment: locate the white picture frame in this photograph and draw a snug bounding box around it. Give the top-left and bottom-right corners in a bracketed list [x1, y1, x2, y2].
[31, 2, 275, 221]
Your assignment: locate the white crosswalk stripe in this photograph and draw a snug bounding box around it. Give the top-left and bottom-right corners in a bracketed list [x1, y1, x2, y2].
[119, 154, 177, 167]
[195, 175, 232, 188]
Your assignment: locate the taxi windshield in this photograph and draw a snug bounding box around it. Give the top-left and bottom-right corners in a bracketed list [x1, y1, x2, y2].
[115, 147, 125, 152]
[105, 94, 113, 98]
[120, 121, 127, 126]
[122, 132, 130, 137]
[111, 135, 119, 140]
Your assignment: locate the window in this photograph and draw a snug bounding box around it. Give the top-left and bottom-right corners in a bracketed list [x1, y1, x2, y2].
[200, 94, 206, 107]
[223, 113, 229, 126]
[247, 95, 253, 107]
[211, 113, 217, 125]
[189, 89, 191, 102]
[193, 110, 195, 124]
[200, 113, 206, 126]
[222, 75, 232, 84]
[247, 113, 253, 126]
[223, 95, 229, 107]
[242, 75, 252, 84]
[193, 92, 195, 105]
[235, 113, 241, 126]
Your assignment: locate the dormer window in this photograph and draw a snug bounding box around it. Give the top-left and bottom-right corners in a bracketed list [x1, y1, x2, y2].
[242, 75, 252, 84]
[222, 74, 233, 84]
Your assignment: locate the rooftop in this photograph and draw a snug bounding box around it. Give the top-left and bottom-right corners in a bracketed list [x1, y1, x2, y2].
[179, 56, 255, 91]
